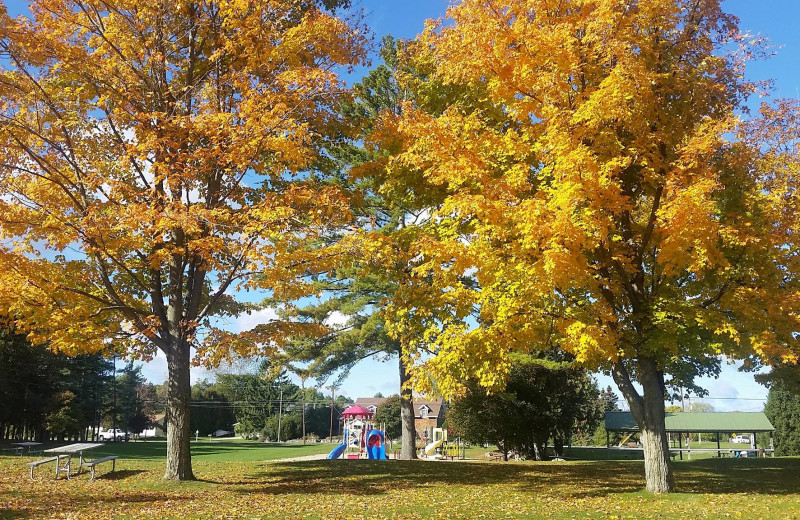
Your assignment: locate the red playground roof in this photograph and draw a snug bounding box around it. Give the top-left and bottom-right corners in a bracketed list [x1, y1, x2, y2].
[341, 405, 374, 418]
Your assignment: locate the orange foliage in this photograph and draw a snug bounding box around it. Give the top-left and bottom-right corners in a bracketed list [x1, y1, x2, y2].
[371, 0, 799, 398]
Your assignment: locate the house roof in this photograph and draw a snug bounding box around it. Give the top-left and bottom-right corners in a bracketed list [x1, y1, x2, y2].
[605, 411, 775, 433]
[355, 397, 445, 418]
[355, 398, 386, 409]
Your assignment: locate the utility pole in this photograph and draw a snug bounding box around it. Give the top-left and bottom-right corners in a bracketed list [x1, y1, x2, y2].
[328, 386, 335, 442]
[301, 375, 306, 445]
[277, 386, 283, 443]
[112, 353, 117, 442]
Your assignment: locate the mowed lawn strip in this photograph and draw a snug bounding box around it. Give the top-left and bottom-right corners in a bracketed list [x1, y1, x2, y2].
[78, 439, 337, 462]
[0, 444, 798, 519]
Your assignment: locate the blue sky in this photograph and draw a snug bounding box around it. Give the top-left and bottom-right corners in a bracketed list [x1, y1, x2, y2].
[5, 0, 797, 410]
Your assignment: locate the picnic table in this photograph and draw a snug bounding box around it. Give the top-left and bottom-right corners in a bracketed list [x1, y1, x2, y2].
[43, 443, 104, 479]
[1, 446, 23, 456]
[13, 442, 43, 453]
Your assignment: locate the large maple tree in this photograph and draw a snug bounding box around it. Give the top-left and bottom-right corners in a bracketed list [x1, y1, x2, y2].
[0, 0, 365, 480]
[381, 0, 800, 493]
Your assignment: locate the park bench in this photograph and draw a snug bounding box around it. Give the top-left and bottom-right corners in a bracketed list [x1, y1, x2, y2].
[1, 447, 23, 456]
[27, 455, 68, 479]
[83, 455, 118, 481]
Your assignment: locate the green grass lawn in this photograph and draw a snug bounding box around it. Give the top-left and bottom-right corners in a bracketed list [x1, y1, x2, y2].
[82, 438, 337, 462]
[0, 442, 798, 519]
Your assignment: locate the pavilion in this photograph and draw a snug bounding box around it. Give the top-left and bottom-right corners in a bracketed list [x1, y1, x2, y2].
[604, 411, 775, 459]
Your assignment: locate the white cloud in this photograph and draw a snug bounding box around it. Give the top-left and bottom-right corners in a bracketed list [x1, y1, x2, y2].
[595, 359, 769, 413]
[236, 307, 279, 332]
[324, 311, 349, 328]
[137, 350, 214, 385]
[334, 355, 401, 400]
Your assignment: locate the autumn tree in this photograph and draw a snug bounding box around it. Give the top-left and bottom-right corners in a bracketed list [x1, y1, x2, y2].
[0, 0, 365, 480]
[379, 0, 800, 493]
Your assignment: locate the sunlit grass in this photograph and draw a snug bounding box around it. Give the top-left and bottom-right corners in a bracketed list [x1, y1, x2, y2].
[0, 442, 798, 519]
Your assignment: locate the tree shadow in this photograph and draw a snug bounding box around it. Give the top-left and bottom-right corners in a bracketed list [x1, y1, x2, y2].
[236, 460, 645, 499]
[0, 508, 29, 519]
[92, 469, 146, 481]
[235, 457, 800, 499]
[674, 458, 800, 495]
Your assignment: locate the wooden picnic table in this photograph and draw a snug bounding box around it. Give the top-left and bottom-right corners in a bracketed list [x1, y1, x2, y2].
[44, 443, 104, 479]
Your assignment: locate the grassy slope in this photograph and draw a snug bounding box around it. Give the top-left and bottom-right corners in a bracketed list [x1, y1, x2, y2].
[0, 442, 798, 519]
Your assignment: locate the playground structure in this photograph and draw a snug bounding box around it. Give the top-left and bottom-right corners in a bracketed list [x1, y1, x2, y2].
[326, 405, 389, 460]
[423, 428, 466, 460]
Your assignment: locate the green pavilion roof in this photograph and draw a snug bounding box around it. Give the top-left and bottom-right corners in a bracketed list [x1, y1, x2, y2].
[605, 411, 774, 433]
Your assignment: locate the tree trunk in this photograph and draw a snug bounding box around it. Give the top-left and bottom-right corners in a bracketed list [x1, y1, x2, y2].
[398, 356, 418, 460]
[164, 341, 195, 480]
[554, 437, 564, 458]
[612, 357, 675, 493]
[532, 441, 545, 461]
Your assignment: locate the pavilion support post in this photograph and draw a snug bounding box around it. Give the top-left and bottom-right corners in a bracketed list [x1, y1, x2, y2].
[716, 434, 721, 458]
[678, 434, 682, 460]
[770, 433, 774, 457]
[687, 433, 691, 460]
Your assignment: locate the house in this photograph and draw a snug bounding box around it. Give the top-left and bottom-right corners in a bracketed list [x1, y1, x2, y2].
[355, 397, 446, 440]
[140, 413, 166, 438]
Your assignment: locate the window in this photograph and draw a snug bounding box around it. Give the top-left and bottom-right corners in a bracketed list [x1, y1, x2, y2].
[368, 405, 377, 413]
[419, 405, 429, 418]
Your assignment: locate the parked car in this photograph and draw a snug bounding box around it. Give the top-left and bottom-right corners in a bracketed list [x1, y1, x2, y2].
[99, 429, 130, 441]
[731, 435, 750, 444]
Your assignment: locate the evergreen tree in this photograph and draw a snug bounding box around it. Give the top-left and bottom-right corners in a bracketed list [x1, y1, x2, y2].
[216, 370, 300, 440]
[190, 380, 236, 437]
[373, 395, 403, 441]
[764, 386, 800, 456]
[447, 355, 603, 461]
[599, 386, 621, 413]
[273, 35, 434, 459]
[0, 326, 113, 441]
[111, 362, 146, 435]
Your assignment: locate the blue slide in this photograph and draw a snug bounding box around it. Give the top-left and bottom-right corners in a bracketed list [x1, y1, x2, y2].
[326, 443, 347, 460]
[366, 430, 389, 460]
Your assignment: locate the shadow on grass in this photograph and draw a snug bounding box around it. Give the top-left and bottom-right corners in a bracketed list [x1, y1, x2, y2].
[0, 508, 29, 519]
[239, 459, 644, 499]
[93, 469, 146, 481]
[237, 457, 800, 499]
[675, 457, 800, 494]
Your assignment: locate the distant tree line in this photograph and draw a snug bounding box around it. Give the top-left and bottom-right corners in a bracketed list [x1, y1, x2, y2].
[190, 368, 353, 441]
[1, 326, 357, 443]
[0, 327, 162, 442]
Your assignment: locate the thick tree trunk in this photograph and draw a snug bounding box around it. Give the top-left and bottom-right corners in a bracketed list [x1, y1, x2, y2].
[613, 357, 675, 493]
[398, 356, 418, 460]
[164, 342, 195, 480]
[638, 404, 673, 492]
